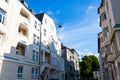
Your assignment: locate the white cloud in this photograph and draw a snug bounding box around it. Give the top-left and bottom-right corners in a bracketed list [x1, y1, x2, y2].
[86, 5, 96, 12]
[57, 7, 101, 59]
[78, 50, 99, 60]
[46, 10, 53, 15]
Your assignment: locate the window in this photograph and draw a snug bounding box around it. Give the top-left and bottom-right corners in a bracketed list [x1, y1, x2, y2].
[103, 27, 109, 37]
[45, 18, 47, 24]
[37, 37, 39, 45]
[33, 34, 37, 44]
[101, 12, 107, 21]
[34, 21, 37, 29]
[43, 29, 47, 37]
[0, 8, 6, 24]
[17, 66, 24, 79]
[33, 34, 39, 45]
[16, 43, 26, 56]
[32, 50, 39, 61]
[31, 68, 38, 79]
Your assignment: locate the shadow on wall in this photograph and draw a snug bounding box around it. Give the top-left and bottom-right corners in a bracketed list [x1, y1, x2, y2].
[0, 42, 40, 80]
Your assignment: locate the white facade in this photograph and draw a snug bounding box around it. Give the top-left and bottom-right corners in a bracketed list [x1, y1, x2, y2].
[0, 0, 65, 80]
[36, 13, 65, 80]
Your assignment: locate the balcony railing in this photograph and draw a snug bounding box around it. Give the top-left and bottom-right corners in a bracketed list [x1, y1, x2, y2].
[20, 15, 29, 26]
[41, 43, 50, 53]
[18, 33, 28, 44]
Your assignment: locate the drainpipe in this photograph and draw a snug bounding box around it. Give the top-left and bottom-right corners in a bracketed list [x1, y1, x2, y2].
[38, 22, 42, 80]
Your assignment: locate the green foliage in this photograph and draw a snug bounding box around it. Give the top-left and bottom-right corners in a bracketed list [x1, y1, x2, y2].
[80, 55, 99, 79]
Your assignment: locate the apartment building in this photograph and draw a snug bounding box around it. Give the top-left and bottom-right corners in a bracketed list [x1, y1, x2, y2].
[36, 13, 65, 80]
[0, 0, 41, 80]
[61, 45, 80, 80]
[98, 0, 120, 80]
[0, 0, 64, 80]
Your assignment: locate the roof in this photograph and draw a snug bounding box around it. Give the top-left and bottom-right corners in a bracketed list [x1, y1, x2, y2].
[35, 13, 45, 22]
[61, 44, 79, 56]
[113, 24, 120, 29]
[98, 0, 105, 13]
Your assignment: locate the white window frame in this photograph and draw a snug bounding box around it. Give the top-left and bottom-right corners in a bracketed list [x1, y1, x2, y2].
[34, 21, 37, 29]
[0, 8, 6, 24]
[43, 29, 47, 37]
[32, 50, 39, 61]
[31, 68, 38, 79]
[17, 66, 24, 79]
[33, 34, 37, 44]
[33, 34, 39, 45]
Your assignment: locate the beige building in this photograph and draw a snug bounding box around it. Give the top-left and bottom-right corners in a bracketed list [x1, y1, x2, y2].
[61, 45, 80, 80]
[98, 0, 120, 80]
[0, 0, 64, 80]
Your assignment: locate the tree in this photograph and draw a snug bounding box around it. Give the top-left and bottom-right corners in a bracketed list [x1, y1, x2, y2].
[80, 55, 99, 80]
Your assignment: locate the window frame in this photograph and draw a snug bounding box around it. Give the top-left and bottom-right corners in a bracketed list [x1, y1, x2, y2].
[101, 12, 107, 21]
[43, 29, 47, 37]
[31, 68, 38, 79]
[17, 66, 24, 79]
[0, 8, 6, 24]
[32, 50, 39, 61]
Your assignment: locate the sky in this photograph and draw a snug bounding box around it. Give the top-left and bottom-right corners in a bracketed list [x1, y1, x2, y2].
[26, 0, 102, 58]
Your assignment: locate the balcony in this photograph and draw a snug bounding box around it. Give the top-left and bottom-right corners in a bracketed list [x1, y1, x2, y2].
[41, 43, 50, 53]
[33, 44, 39, 52]
[20, 8, 29, 25]
[20, 16, 29, 27]
[18, 25, 28, 43]
[18, 33, 28, 44]
[104, 36, 110, 45]
[107, 54, 115, 63]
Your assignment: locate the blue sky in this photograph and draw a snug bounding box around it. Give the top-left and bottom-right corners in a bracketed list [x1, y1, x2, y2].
[26, 0, 101, 58]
